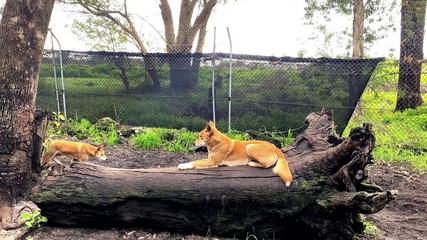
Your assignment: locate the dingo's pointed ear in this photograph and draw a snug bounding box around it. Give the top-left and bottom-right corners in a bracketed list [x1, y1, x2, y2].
[207, 121, 216, 130]
[206, 121, 215, 134]
[206, 123, 212, 133]
[98, 145, 104, 150]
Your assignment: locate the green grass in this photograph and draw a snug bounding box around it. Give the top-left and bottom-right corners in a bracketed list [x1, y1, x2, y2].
[39, 59, 427, 171]
[48, 97, 427, 173]
[362, 221, 381, 237]
[130, 128, 165, 150]
[37, 61, 363, 134]
[343, 60, 427, 171]
[128, 125, 294, 153]
[225, 130, 250, 141]
[52, 115, 289, 154]
[371, 107, 427, 171]
[129, 127, 198, 153]
[163, 130, 196, 153]
[47, 115, 119, 146]
[273, 129, 295, 148]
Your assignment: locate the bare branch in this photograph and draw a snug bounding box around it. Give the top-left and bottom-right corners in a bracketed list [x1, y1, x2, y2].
[195, 21, 207, 52]
[189, 0, 217, 45]
[159, 0, 176, 52]
[176, 0, 195, 49]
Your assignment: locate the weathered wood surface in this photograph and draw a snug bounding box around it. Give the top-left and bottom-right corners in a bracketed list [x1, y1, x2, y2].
[31, 109, 397, 239]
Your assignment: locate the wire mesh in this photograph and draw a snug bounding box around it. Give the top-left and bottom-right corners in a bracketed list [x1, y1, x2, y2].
[37, 51, 389, 135]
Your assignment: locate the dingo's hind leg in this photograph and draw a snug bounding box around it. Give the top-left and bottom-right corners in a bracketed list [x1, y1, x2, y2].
[246, 144, 278, 168]
[43, 151, 63, 171]
[53, 158, 63, 165]
[43, 150, 63, 167]
[42, 149, 57, 165]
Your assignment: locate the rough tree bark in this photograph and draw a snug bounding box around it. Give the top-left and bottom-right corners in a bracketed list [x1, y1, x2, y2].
[0, 0, 54, 234]
[395, 0, 425, 111]
[160, 0, 217, 91]
[351, 0, 365, 117]
[352, 0, 364, 58]
[31, 109, 397, 240]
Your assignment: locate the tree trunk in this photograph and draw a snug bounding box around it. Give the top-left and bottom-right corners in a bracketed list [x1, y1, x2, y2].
[159, 0, 217, 92]
[169, 55, 200, 92]
[143, 56, 161, 91]
[351, 0, 365, 117]
[352, 0, 364, 58]
[395, 0, 425, 111]
[110, 54, 130, 92]
[0, 0, 54, 230]
[31, 109, 397, 240]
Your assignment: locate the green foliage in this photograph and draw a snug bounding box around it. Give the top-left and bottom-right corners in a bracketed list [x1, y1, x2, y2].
[39, 57, 427, 173]
[273, 129, 295, 148]
[163, 129, 197, 153]
[303, 0, 398, 56]
[345, 105, 427, 171]
[47, 115, 119, 146]
[344, 60, 427, 171]
[130, 128, 165, 150]
[22, 211, 47, 230]
[128, 126, 291, 154]
[106, 123, 120, 146]
[38, 61, 354, 134]
[368, 59, 399, 90]
[362, 221, 381, 237]
[46, 111, 66, 137]
[46, 114, 291, 155]
[72, 17, 129, 52]
[130, 128, 197, 153]
[66, 117, 95, 140]
[34, 62, 305, 133]
[226, 130, 250, 141]
[372, 107, 427, 171]
[38, 63, 152, 94]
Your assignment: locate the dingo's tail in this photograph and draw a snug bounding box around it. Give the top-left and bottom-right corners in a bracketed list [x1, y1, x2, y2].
[273, 148, 293, 187]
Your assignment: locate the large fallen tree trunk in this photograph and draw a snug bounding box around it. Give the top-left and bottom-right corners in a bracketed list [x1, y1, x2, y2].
[31, 109, 397, 239]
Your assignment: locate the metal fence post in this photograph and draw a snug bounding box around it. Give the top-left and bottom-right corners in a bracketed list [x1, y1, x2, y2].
[49, 28, 61, 122]
[227, 27, 232, 133]
[48, 29, 67, 124]
[211, 27, 217, 124]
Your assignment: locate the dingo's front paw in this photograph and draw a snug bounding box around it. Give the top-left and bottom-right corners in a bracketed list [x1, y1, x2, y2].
[178, 162, 193, 170]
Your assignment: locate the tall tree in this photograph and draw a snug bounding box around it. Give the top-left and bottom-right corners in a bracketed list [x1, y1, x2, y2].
[304, 0, 398, 118]
[395, 0, 425, 111]
[0, 0, 54, 230]
[64, 0, 218, 91]
[159, 0, 217, 91]
[66, 0, 161, 90]
[352, 0, 364, 57]
[304, 0, 398, 57]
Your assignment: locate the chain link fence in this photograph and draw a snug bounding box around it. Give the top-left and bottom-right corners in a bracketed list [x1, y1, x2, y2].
[37, 50, 388, 135]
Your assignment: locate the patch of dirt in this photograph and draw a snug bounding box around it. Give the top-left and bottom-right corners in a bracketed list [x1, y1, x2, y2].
[29, 144, 427, 240]
[363, 163, 427, 240]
